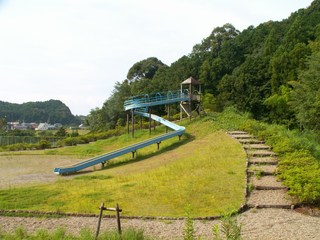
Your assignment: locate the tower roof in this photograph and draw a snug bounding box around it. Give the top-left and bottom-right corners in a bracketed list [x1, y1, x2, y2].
[181, 76, 200, 85]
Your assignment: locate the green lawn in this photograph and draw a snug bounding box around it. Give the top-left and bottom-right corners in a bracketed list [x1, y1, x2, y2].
[0, 118, 246, 217]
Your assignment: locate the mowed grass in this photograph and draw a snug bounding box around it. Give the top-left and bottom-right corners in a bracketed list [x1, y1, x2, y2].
[0, 119, 246, 217]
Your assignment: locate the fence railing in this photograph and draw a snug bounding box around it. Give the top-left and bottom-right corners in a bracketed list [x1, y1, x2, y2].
[0, 136, 62, 147]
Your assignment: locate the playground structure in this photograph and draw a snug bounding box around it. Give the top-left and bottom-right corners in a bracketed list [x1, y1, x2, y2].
[54, 77, 203, 175]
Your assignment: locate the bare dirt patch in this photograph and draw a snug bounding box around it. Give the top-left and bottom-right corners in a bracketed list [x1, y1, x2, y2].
[0, 155, 81, 189]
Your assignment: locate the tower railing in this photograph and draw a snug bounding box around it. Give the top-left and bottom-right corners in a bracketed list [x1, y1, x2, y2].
[124, 89, 190, 110]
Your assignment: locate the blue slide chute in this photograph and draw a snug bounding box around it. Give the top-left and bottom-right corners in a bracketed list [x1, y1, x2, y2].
[54, 90, 188, 175]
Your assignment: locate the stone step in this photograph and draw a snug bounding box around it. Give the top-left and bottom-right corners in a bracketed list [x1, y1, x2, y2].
[247, 189, 292, 207]
[248, 165, 277, 175]
[248, 150, 277, 157]
[239, 139, 265, 144]
[231, 134, 253, 139]
[244, 144, 271, 150]
[254, 185, 287, 190]
[249, 157, 278, 165]
[250, 175, 287, 190]
[228, 131, 248, 135]
[247, 204, 294, 209]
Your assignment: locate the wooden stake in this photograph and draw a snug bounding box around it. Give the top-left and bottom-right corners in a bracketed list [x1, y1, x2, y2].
[95, 202, 104, 240]
[116, 204, 122, 235]
[95, 202, 123, 239]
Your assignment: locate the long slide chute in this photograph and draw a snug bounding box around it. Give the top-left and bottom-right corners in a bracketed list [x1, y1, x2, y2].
[54, 90, 188, 175]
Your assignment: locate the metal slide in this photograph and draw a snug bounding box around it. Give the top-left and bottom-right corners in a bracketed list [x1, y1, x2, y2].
[53, 90, 189, 175]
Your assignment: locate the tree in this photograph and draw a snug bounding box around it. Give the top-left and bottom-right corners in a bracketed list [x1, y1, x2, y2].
[0, 118, 7, 132]
[127, 57, 167, 82]
[55, 127, 67, 137]
[87, 1, 320, 131]
[290, 51, 320, 131]
[270, 43, 311, 93]
[191, 23, 240, 56]
[264, 85, 296, 126]
[217, 55, 270, 118]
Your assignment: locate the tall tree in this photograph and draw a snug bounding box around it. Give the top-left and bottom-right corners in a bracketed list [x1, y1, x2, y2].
[290, 51, 320, 131]
[127, 57, 167, 82]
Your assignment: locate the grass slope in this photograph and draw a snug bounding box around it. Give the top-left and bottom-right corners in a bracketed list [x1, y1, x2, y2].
[0, 118, 246, 217]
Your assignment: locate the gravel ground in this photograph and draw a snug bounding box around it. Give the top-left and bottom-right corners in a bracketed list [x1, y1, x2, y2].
[247, 189, 292, 206]
[1, 209, 320, 239]
[240, 209, 320, 240]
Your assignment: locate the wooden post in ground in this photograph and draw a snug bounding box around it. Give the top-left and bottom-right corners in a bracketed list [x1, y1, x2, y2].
[95, 202, 123, 239]
[115, 204, 122, 234]
[95, 202, 105, 240]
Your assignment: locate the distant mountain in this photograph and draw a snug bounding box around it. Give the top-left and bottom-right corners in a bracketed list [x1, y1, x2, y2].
[0, 99, 81, 125]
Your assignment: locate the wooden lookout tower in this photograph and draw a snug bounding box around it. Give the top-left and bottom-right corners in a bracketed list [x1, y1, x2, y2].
[180, 76, 205, 120]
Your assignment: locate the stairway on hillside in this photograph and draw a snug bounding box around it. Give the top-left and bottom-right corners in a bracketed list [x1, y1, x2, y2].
[228, 131, 294, 209]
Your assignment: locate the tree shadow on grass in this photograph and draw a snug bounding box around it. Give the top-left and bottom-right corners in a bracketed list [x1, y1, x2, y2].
[98, 133, 195, 171]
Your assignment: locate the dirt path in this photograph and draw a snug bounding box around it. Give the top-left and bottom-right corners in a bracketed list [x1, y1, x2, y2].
[0, 155, 82, 189]
[1, 209, 320, 239]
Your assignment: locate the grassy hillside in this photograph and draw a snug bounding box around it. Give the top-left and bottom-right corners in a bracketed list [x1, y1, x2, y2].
[0, 117, 246, 218]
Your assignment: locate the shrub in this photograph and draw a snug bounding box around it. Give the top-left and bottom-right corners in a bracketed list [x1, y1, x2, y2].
[183, 205, 195, 240]
[63, 137, 78, 146]
[278, 151, 320, 203]
[212, 213, 242, 240]
[38, 140, 51, 149]
[0, 227, 152, 240]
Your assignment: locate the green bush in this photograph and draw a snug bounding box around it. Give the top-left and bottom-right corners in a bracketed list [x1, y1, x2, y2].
[278, 151, 320, 203]
[38, 140, 51, 149]
[64, 137, 78, 146]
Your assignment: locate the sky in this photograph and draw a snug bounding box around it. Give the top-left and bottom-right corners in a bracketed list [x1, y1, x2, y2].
[0, 0, 314, 116]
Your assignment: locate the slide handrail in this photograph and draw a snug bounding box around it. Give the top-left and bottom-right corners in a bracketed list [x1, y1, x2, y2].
[124, 89, 190, 111]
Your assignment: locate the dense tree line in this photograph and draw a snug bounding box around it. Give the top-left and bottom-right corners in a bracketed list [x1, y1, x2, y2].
[87, 0, 320, 132]
[0, 99, 81, 125]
